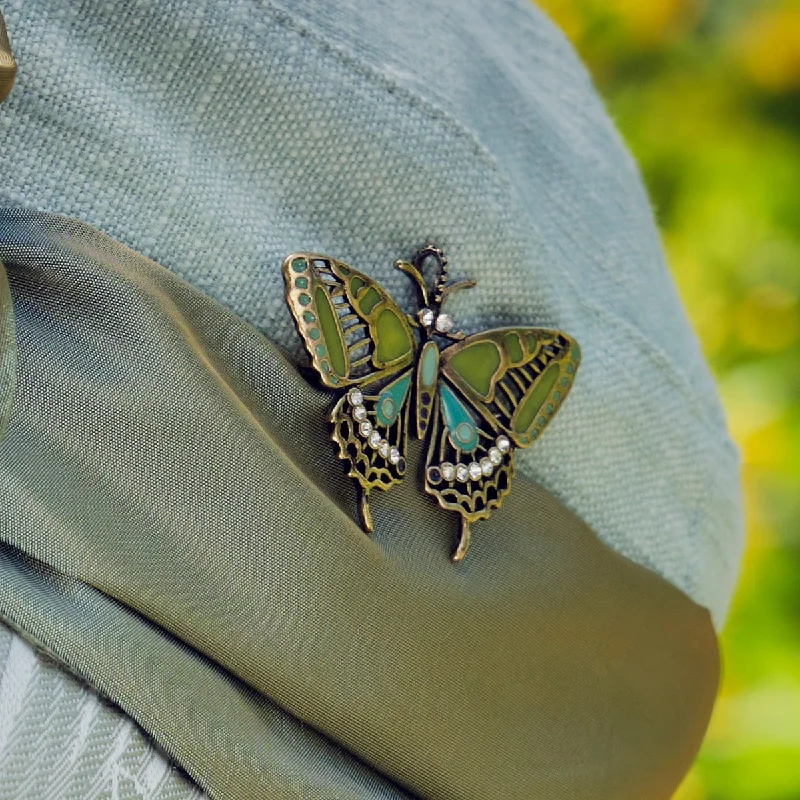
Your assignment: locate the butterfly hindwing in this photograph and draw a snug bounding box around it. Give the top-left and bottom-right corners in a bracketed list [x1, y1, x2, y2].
[283, 254, 417, 389]
[423, 380, 514, 523]
[439, 327, 580, 448]
[331, 371, 412, 496]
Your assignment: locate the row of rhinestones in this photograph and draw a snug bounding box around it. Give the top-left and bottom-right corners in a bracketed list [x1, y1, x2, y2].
[347, 388, 402, 465]
[427, 435, 511, 485]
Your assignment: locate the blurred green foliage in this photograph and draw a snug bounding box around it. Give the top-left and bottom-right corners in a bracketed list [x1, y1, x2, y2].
[535, 0, 800, 797]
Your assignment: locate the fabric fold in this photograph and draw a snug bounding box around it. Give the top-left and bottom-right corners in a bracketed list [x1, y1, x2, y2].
[0, 208, 719, 800]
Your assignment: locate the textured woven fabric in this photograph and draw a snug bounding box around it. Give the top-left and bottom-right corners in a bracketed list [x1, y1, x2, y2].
[0, 622, 202, 800]
[0, 0, 743, 626]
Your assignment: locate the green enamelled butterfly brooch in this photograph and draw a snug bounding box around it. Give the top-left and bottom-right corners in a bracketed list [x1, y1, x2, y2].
[283, 246, 581, 561]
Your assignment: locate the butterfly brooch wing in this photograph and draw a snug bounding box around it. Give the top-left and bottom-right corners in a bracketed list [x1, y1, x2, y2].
[283, 254, 418, 531]
[425, 328, 581, 559]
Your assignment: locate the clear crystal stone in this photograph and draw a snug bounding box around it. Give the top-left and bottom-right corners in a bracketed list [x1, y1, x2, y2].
[435, 313, 453, 332]
[348, 388, 363, 406]
[480, 457, 493, 476]
[352, 405, 367, 421]
[418, 308, 435, 327]
[359, 420, 372, 437]
[441, 462, 456, 481]
[497, 435, 511, 453]
[378, 440, 390, 458]
[468, 461, 482, 481]
[456, 464, 469, 482]
[368, 430, 381, 448]
[389, 447, 401, 464]
[488, 447, 502, 465]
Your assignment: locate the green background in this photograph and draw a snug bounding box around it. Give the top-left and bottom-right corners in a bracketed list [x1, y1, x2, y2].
[535, 0, 800, 797]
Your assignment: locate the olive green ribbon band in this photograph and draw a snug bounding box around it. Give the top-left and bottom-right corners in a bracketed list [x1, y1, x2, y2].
[0, 209, 719, 800]
[0, 10, 16, 104]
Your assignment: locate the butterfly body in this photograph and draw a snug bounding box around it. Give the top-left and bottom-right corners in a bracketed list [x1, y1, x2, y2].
[283, 247, 580, 561]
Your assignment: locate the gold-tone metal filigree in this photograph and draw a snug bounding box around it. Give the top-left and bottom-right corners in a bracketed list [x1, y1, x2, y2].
[283, 246, 581, 560]
[0, 10, 17, 105]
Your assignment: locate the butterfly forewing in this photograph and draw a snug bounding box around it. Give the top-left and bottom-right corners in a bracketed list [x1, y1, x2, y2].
[423, 382, 514, 523]
[331, 371, 413, 493]
[439, 327, 580, 448]
[283, 253, 417, 389]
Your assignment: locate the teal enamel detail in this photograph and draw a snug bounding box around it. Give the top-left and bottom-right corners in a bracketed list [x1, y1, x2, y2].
[291, 258, 306, 272]
[375, 372, 411, 426]
[310, 328, 321, 340]
[303, 311, 316, 323]
[440, 383, 479, 453]
[299, 293, 311, 306]
[420, 341, 438, 387]
[295, 276, 308, 289]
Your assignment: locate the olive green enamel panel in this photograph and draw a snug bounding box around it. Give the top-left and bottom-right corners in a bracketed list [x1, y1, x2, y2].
[504, 331, 524, 364]
[373, 306, 414, 367]
[512, 362, 560, 433]
[446, 340, 501, 399]
[314, 286, 348, 377]
[357, 287, 382, 316]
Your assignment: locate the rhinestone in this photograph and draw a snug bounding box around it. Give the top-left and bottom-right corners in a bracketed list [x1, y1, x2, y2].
[426, 466, 442, 484]
[480, 457, 493, 476]
[389, 447, 401, 464]
[352, 405, 367, 422]
[348, 388, 363, 406]
[418, 308, 435, 327]
[497, 435, 511, 453]
[359, 420, 372, 437]
[435, 313, 453, 333]
[456, 464, 469, 482]
[468, 462, 482, 481]
[488, 447, 502, 465]
[368, 430, 381, 448]
[378, 440, 391, 458]
[441, 462, 456, 481]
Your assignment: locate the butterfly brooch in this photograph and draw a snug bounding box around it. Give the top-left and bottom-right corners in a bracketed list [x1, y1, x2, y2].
[283, 246, 581, 561]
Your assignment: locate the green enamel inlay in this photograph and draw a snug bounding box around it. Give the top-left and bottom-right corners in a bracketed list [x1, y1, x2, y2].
[420, 341, 439, 388]
[554, 392, 561, 401]
[539, 417, 547, 426]
[571, 342, 581, 363]
[314, 287, 347, 376]
[330, 376, 339, 384]
[512, 362, 560, 434]
[298, 293, 311, 306]
[310, 328, 321, 340]
[448, 341, 501, 398]
[338, 264, 351, 276]
[567, 363, 574, 374]
[295, 276, 308, 289]
[321, 361, 330, 372]
[440, 383, 479, 452]
[350, 276, 365, 295]
[358, 287, 382, 316]
[374, 308, 414, 365]
[546, 404, 554, 414]
[317, 345, 327, 357]
[291, 258, 306, 273]
[303, 311, 316, 323]
[375, 372, 412, 426]
[504, 332, 524, 364]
